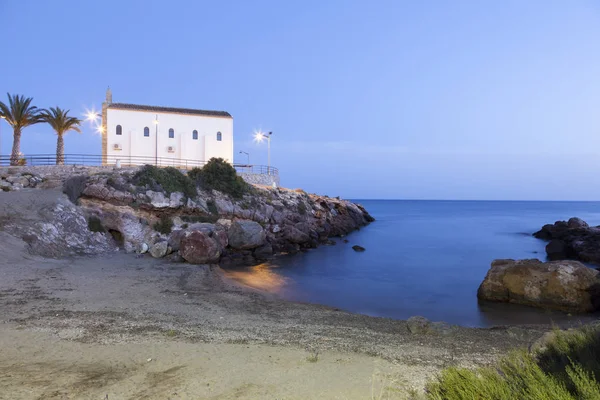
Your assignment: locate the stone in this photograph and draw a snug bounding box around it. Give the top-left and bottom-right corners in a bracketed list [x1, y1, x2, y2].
[138, 242, 149, 254]
[284, 226, 310, 244]
[0, 181, 11, 191]
[228, 220, 266, 250]
[546, 239, 567, 260]
[477, 259, 600, 312]
[167, 229, 186, 252]
[216, 218, 232, 229]
[271, 224, 281, 233]
[352, 245, 366, 252]
[169, 192, 185, 208]
[254, 243, 273, 260]
[146, 190, 170, 208]
[149, 241, 168, 258]
[407, 316, 431, 334]
[180, 230, 221, 264]
[568, 217, 589, 229]
[6, 176, 29, 187]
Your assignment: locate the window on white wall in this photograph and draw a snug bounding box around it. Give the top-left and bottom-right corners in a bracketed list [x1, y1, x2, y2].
[169, 128, 174, 138]
[192, 130, 198, 140]
[116, 125, 122, 135]
[144, 127, 149, 137]
[217, 131, 222, 141]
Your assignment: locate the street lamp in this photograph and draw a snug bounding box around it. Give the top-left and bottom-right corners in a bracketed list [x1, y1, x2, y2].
[0, 115, 5, 163]
[239, 150, 250, 165]
[254, 131, 273, 174]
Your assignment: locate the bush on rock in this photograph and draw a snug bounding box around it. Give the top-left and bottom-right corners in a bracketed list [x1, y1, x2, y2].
[132, 165, 196, 198]
[189, 158, 249, 199]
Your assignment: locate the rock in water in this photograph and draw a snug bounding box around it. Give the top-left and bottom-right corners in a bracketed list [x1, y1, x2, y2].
[180, 230, 221, 264]
[477, 259, 600, 313]
[228, 220, 266, 250]
[546, 239, 567, 260]
[149, 241, 168, 258]
[352, 245, 365, 252]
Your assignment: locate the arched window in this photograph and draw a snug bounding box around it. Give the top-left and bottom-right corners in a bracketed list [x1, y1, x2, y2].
[144, 127, 149, 137]
[116, 125, 122, 135]
[169, 128, 174, 138]
[192, 130, 198, 140]
[217, 131, 222, 141]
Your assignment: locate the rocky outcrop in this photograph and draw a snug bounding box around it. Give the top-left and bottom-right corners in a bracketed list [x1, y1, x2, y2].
[0, 192, 116, 258]
[533, 218, 600, 264]
[70, 170, 373, 266]
[477, 259, 600, 313]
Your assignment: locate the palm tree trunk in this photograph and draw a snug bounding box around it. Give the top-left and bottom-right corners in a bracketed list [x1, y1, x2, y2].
[56, 134, 64, 165]
[10, 128, 21, 166]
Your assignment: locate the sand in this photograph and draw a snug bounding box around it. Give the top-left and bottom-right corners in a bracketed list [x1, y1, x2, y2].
[0, 189, 554, 399]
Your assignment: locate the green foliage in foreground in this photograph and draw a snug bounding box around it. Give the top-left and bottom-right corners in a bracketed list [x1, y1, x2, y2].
[426, 326, 600, 400]
[188, 158, 250, 199]
[132, 165, 196, 198]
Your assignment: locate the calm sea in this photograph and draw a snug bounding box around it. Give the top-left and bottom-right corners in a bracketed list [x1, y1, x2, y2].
[224, 200, 600, 327]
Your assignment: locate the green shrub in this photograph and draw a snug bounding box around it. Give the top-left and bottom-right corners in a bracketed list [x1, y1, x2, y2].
[87, 216, 105, 233]
[153, 214, 173, 235]
[189, 158, 250, 198]
[63, 175, 88, 204]
[426, 326, 600, 400]
[132, 165, 196, 198]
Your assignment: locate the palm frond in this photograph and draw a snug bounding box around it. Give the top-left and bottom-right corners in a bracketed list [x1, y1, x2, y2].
[0, 93, 43, 129]
[40, 106, 82, 135]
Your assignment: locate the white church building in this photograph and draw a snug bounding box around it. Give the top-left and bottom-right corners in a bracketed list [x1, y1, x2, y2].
[101, 89, 233, 167]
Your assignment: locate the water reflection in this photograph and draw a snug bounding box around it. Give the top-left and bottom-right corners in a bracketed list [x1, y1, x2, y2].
[223, 262, 289, 294]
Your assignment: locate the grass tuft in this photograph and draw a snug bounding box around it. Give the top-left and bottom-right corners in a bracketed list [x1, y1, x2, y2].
[426, 325, 600, 400]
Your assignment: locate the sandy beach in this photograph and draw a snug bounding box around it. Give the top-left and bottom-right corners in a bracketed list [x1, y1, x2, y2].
[0, 221, 550, 399]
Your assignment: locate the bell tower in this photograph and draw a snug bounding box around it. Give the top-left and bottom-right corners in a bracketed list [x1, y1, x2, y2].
[101, 87, 111, 165]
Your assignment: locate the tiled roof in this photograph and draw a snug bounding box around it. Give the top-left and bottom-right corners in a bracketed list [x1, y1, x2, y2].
[107, 103, 232, 118]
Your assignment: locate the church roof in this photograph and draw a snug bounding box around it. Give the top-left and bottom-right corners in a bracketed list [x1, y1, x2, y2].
[107, 103, 232, 118]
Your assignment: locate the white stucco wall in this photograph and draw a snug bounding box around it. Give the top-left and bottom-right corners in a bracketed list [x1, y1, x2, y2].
[105, 108, 233, 168]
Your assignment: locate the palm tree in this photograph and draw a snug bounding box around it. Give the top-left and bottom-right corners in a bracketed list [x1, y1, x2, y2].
[40, 107, 81, 165]
[0, 93, 43, 165]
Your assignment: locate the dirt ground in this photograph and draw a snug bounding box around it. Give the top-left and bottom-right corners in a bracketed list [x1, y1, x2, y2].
[0, 189, 557, 399]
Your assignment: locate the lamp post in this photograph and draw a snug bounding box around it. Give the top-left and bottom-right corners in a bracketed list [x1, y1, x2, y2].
[239, 150, 250, 166]
[0, 115, 5, 163]
[254, 131, 273, 174]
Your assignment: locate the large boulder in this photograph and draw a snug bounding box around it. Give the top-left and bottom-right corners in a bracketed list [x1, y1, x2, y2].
[477, 259, 600, 313]
[228, 220, 266, 249]
[546, 239, 567, 260]
[180, 230, 221, 264]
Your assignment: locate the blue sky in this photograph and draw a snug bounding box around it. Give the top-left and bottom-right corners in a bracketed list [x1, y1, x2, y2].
[1, 0, 599, 200]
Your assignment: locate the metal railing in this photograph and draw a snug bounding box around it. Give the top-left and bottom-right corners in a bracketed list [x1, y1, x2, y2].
[0, 154, 279, 176]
